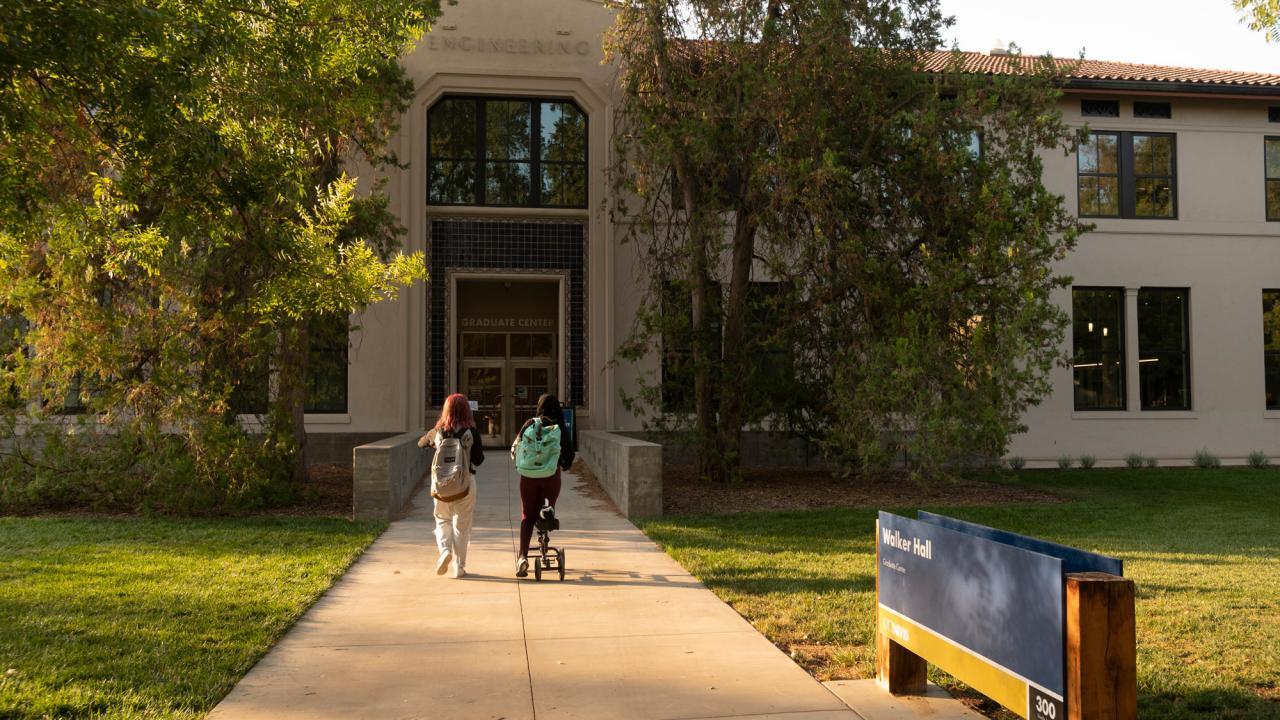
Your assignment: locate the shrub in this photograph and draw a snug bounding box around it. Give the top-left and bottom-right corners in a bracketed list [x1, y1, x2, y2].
[1247, 450, 1270, 469]
[0, 416, 295, 515]
[1145, 455, 1159, 468]
[1125, 453, 1145, 469]
[1078, 454, 1097, 469]
[1192, 449, 1220, 469]
[1006, 456, 1026, 471]
[1057, 454, 1074, 470]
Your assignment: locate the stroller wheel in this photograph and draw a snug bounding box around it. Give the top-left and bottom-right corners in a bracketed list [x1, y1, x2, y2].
[534, 561, 542, 581]
[557, 548, 565, 581]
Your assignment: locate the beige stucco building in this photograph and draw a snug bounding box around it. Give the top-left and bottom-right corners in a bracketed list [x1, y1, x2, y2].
[310, 0, 1280, 467]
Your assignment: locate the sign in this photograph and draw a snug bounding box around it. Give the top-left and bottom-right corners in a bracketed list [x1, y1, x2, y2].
[425, 35, 592, 56]
[917, 512, 1122, 576]
[878, 512, 1066, 720]
[468, 400, 479, 412]
[561, 406, 575, 445]
[460, 317, 555, 330]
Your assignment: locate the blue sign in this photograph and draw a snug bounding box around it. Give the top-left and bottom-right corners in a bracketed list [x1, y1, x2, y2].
[877, 512, 1065, 720]
[917, 512, 1122, 576]
[561, 406, 575, 445]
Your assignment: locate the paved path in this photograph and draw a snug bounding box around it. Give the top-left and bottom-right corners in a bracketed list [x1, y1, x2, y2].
[209, 451, 863, 720]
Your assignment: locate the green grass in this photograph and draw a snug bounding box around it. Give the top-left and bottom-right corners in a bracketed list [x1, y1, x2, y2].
[0, 517, 383, 719]
[641, 468, 1280, 720]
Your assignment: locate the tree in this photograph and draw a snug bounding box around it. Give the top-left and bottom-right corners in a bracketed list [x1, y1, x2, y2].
[606, 0, 1085, 481]
[0, 0, 436, 503]
[1236, 0, 1280, 42]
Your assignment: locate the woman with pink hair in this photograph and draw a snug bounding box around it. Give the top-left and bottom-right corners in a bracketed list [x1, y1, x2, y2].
[418, 393, 486, 578]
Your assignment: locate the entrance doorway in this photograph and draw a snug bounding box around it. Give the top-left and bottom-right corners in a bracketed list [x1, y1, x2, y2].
[454, 278, 560, 448]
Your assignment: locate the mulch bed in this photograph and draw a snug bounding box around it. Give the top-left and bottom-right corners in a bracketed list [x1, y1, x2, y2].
[663, 464, 1061, 515]
[266, 463, 355, 518]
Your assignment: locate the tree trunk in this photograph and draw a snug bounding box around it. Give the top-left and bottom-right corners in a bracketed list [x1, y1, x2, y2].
[715, 216, 757, 483]
[643, 3, 721, 481]
[272, 319, 310, 484]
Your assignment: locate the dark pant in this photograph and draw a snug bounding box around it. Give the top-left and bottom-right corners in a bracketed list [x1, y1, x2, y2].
[519, 469, 562, 557]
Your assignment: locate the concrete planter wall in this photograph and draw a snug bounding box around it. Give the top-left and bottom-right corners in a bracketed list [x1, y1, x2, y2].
[353, 431, 430, 521]
[578, 430, 662, 519]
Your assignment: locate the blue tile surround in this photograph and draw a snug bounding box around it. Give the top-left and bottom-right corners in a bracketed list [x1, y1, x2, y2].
[428, 218, 585, 408]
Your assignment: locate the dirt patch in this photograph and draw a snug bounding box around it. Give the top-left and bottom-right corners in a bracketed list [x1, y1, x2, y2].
[264, 463, 355, 518]
[663, 465, 1060, 515]
[568, 457, 623, 515]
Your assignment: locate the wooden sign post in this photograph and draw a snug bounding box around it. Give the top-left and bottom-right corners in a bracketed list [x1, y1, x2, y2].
[1066, 573, 1137, 720]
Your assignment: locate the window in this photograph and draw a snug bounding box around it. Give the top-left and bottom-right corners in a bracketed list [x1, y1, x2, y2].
[1137, 288, 1190, 410]
[1077, 133, 1120, 217]
[428, 97, 586, 208]
[1269, 106, 1280, 123]
[660, 280, 721, 413]
[1133, 101, 1171, 119]
[1072, 288, 1125, 411]
[1263, 291, 1280, 410]
[1077, 132, 1176, 219]
[1081, 99, 1119, 118]
[1266, 137, 1280, 221]
[306, 314, 348, 414]
[230, 314, 348, 415]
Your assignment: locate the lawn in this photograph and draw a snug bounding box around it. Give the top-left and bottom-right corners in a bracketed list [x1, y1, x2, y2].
[641, 468, 1280, 720]
[0, 517, 383, 719]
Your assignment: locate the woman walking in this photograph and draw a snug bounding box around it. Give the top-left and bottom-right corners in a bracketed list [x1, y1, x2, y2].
[511, 393, 575, 578]
[418, 393, 486, 578]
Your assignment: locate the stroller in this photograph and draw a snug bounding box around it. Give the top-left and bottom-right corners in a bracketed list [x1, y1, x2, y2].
[529, 500, 566, 581]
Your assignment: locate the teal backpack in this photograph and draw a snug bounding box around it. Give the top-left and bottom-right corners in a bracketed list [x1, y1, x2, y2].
[512, 417, 562, 478]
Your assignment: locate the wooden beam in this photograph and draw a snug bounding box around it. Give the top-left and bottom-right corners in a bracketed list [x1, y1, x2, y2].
[1066, 572, 1137, 720]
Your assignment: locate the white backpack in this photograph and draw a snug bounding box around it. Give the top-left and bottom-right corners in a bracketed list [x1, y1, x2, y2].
[430, 429, 473, 502]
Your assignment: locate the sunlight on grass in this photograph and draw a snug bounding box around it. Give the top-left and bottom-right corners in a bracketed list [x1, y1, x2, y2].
[642, 468, 1280, 720]
[0, 517, 382, 719]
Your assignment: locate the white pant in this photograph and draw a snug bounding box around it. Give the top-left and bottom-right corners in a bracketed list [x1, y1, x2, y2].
[433, 481, 476, 571]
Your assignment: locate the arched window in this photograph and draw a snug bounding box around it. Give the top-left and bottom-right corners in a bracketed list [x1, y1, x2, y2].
[428, 97, 587, 208]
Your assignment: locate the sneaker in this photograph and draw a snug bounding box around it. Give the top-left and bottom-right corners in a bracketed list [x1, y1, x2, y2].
[436, 552, 452, 575]
[453, 567, 467, 579]
[515, 556, 529, 578]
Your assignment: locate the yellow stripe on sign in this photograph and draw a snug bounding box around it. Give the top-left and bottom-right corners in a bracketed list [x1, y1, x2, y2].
[878, 606, 1029, 719]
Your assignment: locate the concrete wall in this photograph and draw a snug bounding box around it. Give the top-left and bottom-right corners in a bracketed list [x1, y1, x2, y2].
[578, 430, 662, 519]
[352, 432, 430, 521]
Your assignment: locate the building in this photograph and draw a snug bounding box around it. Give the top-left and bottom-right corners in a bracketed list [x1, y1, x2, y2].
[308, 0, 1280, 466]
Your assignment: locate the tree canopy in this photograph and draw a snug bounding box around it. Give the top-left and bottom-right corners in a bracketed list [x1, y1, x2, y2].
[0, 0, 439, 509]
[606, 0, 1085, 481]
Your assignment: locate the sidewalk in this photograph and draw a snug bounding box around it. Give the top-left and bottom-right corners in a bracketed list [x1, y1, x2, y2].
[208, 451, 977, 720]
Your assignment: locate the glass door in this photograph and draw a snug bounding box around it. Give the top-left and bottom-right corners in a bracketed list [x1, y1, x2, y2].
[460, 363, 504, 447]
[511, 365, 553, 437]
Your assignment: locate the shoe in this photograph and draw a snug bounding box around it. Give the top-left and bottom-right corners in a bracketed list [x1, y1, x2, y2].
[436, 552, 452, 575]
[453, 567, 467, 579]
[516, 556, 529, 578]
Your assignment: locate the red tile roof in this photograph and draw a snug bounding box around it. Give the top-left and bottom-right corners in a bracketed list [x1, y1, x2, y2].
[921, 50, 1280, 89]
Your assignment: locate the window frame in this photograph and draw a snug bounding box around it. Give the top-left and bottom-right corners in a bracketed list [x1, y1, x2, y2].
[1263, 290, 1280, 410]
[1077, 131, 1178, 220]
[1265, 136, 1280, 221]
[1137, 287, 1192, 412]
[1071, 286, 1127, 412]
[427, 95, 588, 210]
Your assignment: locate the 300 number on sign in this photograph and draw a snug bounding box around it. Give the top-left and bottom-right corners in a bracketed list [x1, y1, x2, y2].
[1029, 688, 1064, 720]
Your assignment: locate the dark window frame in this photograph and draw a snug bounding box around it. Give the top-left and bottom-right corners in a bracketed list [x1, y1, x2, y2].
[1137, 287, 1192, 412]
[1077, 131, 1178, 220]
[1263, 290, 1280, 410]
[427, 96, 588, 209]
[1265, 136, 1280, 221]
[1133, 101, 1172, 119]
[1081, 99, 1120, 118]
[1072, 286, 1127, 412]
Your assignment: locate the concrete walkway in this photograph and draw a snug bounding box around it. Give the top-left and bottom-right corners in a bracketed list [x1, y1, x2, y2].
[209, 451, 980, 720]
